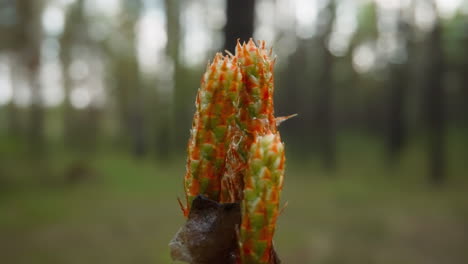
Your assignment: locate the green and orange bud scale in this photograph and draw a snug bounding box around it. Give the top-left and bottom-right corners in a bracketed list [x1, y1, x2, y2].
[239, 133, 285, 264]
[182, 39, 287, 263]
[236, 40, 276, 132]
[220, 39, 278, 204]
[183, 53, 242, 214]
[236, 39, 277, 155]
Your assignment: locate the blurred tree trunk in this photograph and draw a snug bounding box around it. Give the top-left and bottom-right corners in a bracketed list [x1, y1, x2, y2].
[130, 100, 147, 158]
[155, 109, 171, 159]
[223, 0, 255, 53]
[128, 2, 146, 158]
[462, 34, 468, 127]
[108, 1, 147, 158]
[0, 2, 20, 137]
[27, 43, 44, 153]
[159, 0, 182, 158]
[316, 0, 336, 170]
[423, 18, 445, 184]
[85, 106, 100, 153]
[386, 14, 411, 163]
[348, 1, 378, 132]
[165, 0, 180, 70]
[60, 0, 82, 149]
[7, 97, 21, 138]
[16, 0, 44, 153]
[59, 0, 103, 153]
[463, 64, 468, 126]
[61, 52, 74, 148]
[282, 40, 309, 153]
[7, 58, 21, 137]
[386, 64, 407, 161]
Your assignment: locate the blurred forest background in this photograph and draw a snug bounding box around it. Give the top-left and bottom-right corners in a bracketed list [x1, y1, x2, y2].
[1, 0, 468, 263]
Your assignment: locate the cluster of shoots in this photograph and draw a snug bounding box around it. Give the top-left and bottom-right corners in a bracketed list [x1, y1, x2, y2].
[182, 39, 287, 264]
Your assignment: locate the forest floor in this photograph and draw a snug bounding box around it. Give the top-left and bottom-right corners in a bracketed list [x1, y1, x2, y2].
[1, 132, 468, 264]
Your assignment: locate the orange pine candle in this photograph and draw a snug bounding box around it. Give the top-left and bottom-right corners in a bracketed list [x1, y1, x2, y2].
[175, 39, 288, 264]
